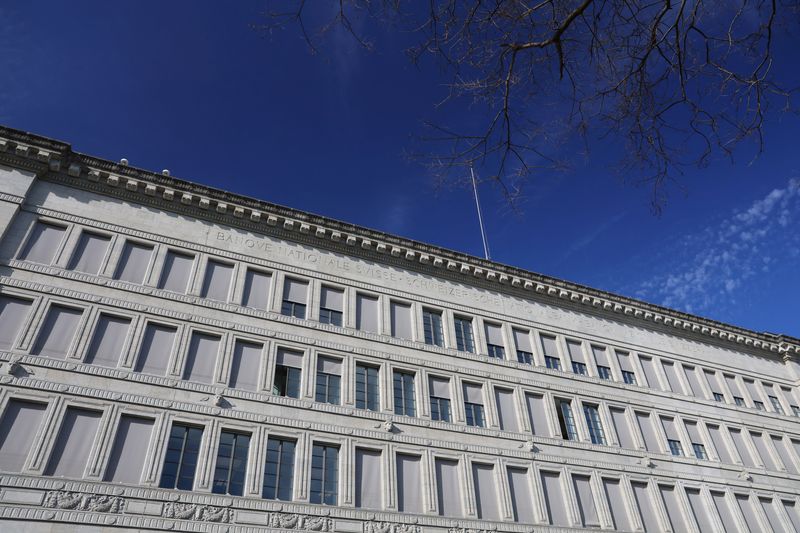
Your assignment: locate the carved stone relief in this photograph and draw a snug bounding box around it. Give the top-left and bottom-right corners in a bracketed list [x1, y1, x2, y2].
[43, 490, 125, 514]
[162, 502, 232, 523]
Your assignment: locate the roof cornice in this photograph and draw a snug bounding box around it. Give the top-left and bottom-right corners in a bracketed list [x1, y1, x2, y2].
[1, 125, 798, 359]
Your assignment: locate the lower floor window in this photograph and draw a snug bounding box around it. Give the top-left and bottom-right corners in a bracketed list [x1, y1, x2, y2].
[212, 431, 250, 496]
[159, 424, 203, 491]
[310, 444, 339, 505]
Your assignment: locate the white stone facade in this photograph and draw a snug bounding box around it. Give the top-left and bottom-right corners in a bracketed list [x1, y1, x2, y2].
[0, 125, 799, 532]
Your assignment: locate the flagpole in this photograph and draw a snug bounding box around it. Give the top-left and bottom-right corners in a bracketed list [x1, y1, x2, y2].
[470, 167, 491, 260]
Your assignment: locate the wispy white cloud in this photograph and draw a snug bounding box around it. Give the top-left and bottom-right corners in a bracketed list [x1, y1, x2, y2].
[627, 178, 800, 315]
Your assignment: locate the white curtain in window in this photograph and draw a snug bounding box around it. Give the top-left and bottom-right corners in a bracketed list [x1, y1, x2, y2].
[771, 435, 798, 474]
[525, 393, 550, 437]
[103, 416, 154, 483]
[317, 356, 342, 375]
[68, 232, 110, 274]
[484, 323, 503, 346]
[397, 454, 422, 513]
[639, 356, 661, 389]
[44, 407, 102, 478]
[494, 388, 518, 432]
[320, 286, 344, 312]
[513, 329, 532, 353]
[573, 475, 599, 527]
[135, 323, 176, 376]
[229, 340, 262, 391]
[686, 488, 716, 532]
[462, 383, 483, 404]
[84, 314, 130, 367]
[631, 482, 660, 532]
[724, 374, 743, 397]
[283, 278, 307, 304]
[19, 222, 65, 264]
[0, 295, 32, 350]
[242, 269, 271, 310]
[0, 400, 46, 471]
[683, 365, 704, 397]
[659, 485, 690, 532]
[435, 458, 462, 517]
[507, 467, 535, 523]
[182, 332, 220, 384]
[782, 500, 800, 532]
[711, 492, 739, 533]
[158, 251, 194, 293]
[390, 302, 412, 340]
[750, 431, 778, 470]
[661, 417, 680, 442]
[603, 479, 632, 531]
[736, 495, 762, 532]
[611, 408, 636, 449]
[635, 412, 660, 452]
[32, 305, 83, 359]
[591, 345, 609, 367]
[729, 428, 755, 467]
[201, 260, 233, 302]
[541, 471, 568, 526]
[540, 335, 559, 357]
[760, 498, 785, 532]
[662, 361, 683, 393]
[472, 463, 500, 520]
[616, 351, 634, 372]
[114, 241, 153, 284]
[429, 377, 450, 397]
[566, 340, 585, 363]
[356, 294, 379, 333]
[276, 348, 303, 368]
[355, 448, 383, 509]
[707, 425, 734, 463]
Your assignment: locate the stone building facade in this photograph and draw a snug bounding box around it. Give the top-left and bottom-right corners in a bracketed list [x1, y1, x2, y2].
[0, 124, 799, 532]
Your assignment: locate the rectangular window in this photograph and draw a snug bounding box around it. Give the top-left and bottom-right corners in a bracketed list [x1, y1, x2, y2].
[200, 260, 233, 302]
[573, 474, 600, 527]
[0, 295, 33, 350]
[114, 241, 153, 284]
[393, 371, 416, 416]
[159, 424, 203, 490]
[262, 437, 295, 500]
[662, 361, 683, 393]
[597, 366, 612, 380]
[281, 278, 308, 319]
[315, 356, 342, 405]
[390, 301, 413, 340]
[397, 454, 423, 513]
[769, 395, 784, 414]
[19, 221, 66, 264]
[310, 444, 338, 505]
[736, 494, 762, 532]
[229, 340, 263, 391]
[84, 314, 130, 368]
[631, 481, 660, 533]
[494, 388, 518, 432]
[759, 497, 785, 532]
[182, 332, 221, 384]
[212, 431, 250, 496]
[707, 424, 734, 463]
[734, 396, 746, 407]
[566, 340, 587, 375]
[429, 377, 451, 422]
[545, 356, 561, 370]
[319, 286, 344, 326]
[603, 479, 633, 531]
[729, 428, 756, 467]
[772, 435, 799, 474]
[591, 345, 611, 376]
[754, 400, 766, 411]
[686, 488, 716, 532]
[621, 370, 636, 385]
[507, 467, 535, 523]
[792, 405, 800, 417]
[472, 463, 500, 520]
[636, 411, 660, 452]
[704, 370, 725, 402]
[68, 231, 110, 275]
[712, 492, 740, 533]
[422, 308, 444, 347]
[685, 421, 708, 459]
[583, 404, 606, 445]
[784, 500, 800, 532]
[540, 335, 560, 369]
[273, 349, 303, 398]
[242, 269, 271, 310]
[484, 322, 505, 359]
[572, 362, 588, 375]
[44, 407, 102, 478]
[610, 407, 636, 449]
[750, 431, 778, 470]
[463, 383, 485, 427]
[556, 399, 577, 441]
[104, 416, 154, 484]
[134, 323, 177, 376]
[355, 364, 380, 411]
[660, 485, 691, 532]
[454, 316, 475, 353]
[713, 392, 724, 402]
[31, 304, 83, 359]
[541, 471, 569, 526]
[639, 355, 661, 389]
[725, 374, 743, 398]
[435, 458, 462, 517]
[356, 293, 379, 333]
[355, 448, 383, 509]
[157, 250, 194, 294]
[513, 329, 532, 364]
[667, 439, 683, 456]
[617, 351, 636, 385]
[0, 399, 47, 471]
[661, 417, 683, 456]
[526, 393, 550, 437]
[682, 365, 703, 397]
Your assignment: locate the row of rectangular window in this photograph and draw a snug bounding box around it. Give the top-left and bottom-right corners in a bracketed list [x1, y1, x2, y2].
[15, 221, 800, 418]
[2, 397, 798, 530]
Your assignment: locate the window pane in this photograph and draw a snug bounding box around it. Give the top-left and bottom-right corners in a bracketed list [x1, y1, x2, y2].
[242, 269, 271, 310]
[356, 294, 379, 333]
[182, 332, 221, 384]
[229, 340, 263, 391]
[212, 431, 250, 496]
[114, 241, 153, 284]
[0, 295, 32, 350]
[44, 407, 102, 478]
[355, 449, 383, 509]
[0, 400, 47, 471]
[19, 222, 65, 264]
[397, 454, 422, 513]
[134, 323, 177, 376]
[31, 305, 83, 359]
[84, 314, 130, 367]
[104, 416, 154, 483]
[390, 302, 413, 340]
[159, 424, 203, 490]
[158, 251, 194, 293]
[201, 260, 233, 302]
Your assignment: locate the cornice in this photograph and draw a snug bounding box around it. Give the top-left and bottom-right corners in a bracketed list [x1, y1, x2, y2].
[1, 125, 799, 360]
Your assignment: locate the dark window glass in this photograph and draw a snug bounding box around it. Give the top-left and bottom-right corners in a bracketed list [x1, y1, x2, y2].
[355, 364, 380, 411]
[262, 438, 295, 500]
[692, 443, 708, 460]
[310, 444, 338, 505]
[315, 369, 341, 405]
[668, 439, 683, 456]
[754, 401, 765, 411]
[159, 424, 203, 491]
[545, 356, 561, 371]
[454, 317, 475, 352]
[621, 370, 637, 385]
[487, 344, 505, 359]
[319, 308, 343, 327]
[572, 362, 588, 375]
[556, 400, 577, 440]
[273, 365, 302, 398]
[422, 309, 444, 347]
[517, 350, 533, 364]
[393, 371, 416, 416]
[212, 431, 250, 496]
[431, 397, 451, 422]
[597, 366, 612, 380]
[583, 404, 606, 445]
[713, 392, 725, 402]
[734, 396, 746, 407]
[281, 301, 306, 319]
[465, 402, 485, 427]
[769, 396, 784, 414]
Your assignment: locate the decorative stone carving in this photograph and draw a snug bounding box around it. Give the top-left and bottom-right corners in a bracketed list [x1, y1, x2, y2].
[43, 490, 124, 514]
[448, 528, 491, 533]
[163, 502, 231, 523]
[268, 512, 333, 531]
[364, 521, 420, 533]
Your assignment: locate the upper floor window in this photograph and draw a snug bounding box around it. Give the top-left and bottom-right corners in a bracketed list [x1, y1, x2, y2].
[390, 301, 413, 340]
[616, 351, 637, 385]
[572, 362, 588, 376]
[242, 269, 271, 311]
[513, 329, 533, 364]
[734, 396, 746, 407]
[200, 260, 234, 302]
[19, 221, 66, 265]
[667, 439, 684, 457]
[621, 370, 637, 385]
[540, 334, 560, 370]
[68, 231, 110, 275]
[262, 437, 295, 500]
[422, 308, 444, 347]
[281, 278, 308, 319]
[545, 356, 561, 371]
[158, 250, 194, 294]
[159, 424, 203, 491]
[556, 399, 577, 441]
[566, 340, 588, 376]
[769, 396, 784, 414]
[429, 377, 451, 422]
[355, 363, 380, 411]
[463, 383, 485, 428]
[754, 401, 766, 411]
[597, 366, 612, 380]
[319, 286, 344, 327]
[356, 293, 379, 333]
[273, 349, 303, 398]
[114, 241, 154, 284]
[713, 392, 725, 402]
[583, 404, 606, 445]
[315, 356, 342, 405]
[310, 444, 338, 505]
[484, 322, 505, 359]
[393, 371, 416, 417]
[212, 431, 250, 496]
[453, 316, 475, 353]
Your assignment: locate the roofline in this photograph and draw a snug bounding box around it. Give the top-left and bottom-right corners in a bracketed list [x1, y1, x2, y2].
[1, 124, 798, 358]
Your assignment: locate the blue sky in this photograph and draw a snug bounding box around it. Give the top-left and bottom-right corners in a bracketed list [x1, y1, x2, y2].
[1, 2, 798, 336]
